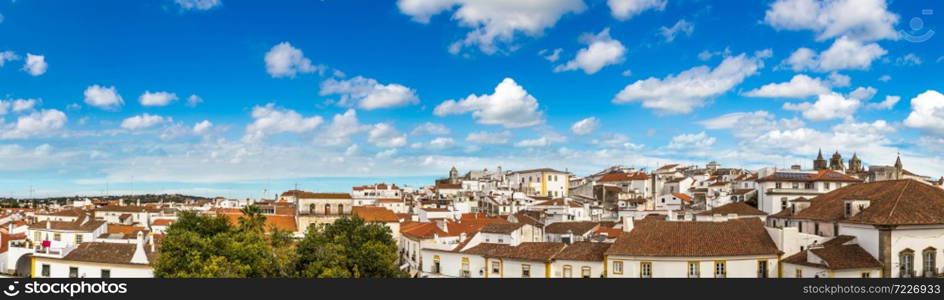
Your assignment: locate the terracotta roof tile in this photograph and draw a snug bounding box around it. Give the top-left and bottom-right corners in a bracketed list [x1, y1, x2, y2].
[606, 218, 780, 257]
[352, 206, 398, 223]
[544, 221, 599, 235]
[553, 242, 611, 261]
[791, 179, 944, 225]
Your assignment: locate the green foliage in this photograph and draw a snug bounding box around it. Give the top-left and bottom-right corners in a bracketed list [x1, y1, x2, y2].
[155, 210, 403, 278]
[295, 216, 406, 278]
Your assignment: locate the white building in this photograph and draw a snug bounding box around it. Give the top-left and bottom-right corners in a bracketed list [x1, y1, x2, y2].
[756, 169, 861, 215]
[508, 168, 571, 198]
[31, 232, 156, 278]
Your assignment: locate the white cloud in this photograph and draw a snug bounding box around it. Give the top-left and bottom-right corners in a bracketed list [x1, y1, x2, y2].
[175, 0, 222, 11]
[186, 94, 203, 107]
[783, 92, 860, 122]
[867, 95, 900, 110]
[763, 0, 899, 41]
[412, 137, 456, 150]
[368, 123, 407, 148]
[613, 50, 769, 114]
[903, 90, 944, 135]
[539, 48, 563, 62]
[828, 72, 851, 87]
[0, 51, 19, 67]
[659, 19, 694, 42]
[591, 132, 645, 150]
[318, 109, 371, 146]
[83, 85, 124, 110]
[397, 0, 587, 55]
[411, 122, 451, 135]
[895, 53, 923, 66]
[666, 131, 716, 150]
[554, 28, 626, 74]
[570, 117, 600, 136]
[465, 130, 512, 144]
[121, 113, 168, 130]
[0, 109, 67, 139]
[264, 42, 320, 78]
[22, 53, 47, 76]
[320, 76, 419, 110]
[699, 110, 804, 139]
[193, 120, 213, 135]
[242, 103, 323, 143]
[878, 74, 891, 82]
[848, 86, 877, 101]
[608, 0, 667, 20]
[138, 91, 179, 106]
[0, 98, 39, 114]
[785, 36, 887, 72]
[434, 78, 544, 128]
[515, 137, 552, 148]
[744, 74, 831, 98]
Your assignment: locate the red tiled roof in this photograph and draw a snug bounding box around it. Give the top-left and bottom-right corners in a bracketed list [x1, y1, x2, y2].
[598, 172, 650, 182]
[352, 206, 398, 223]
[672, 193, 693, 202]
[791, 179, 944, 225]
[606, 218, 780, 257]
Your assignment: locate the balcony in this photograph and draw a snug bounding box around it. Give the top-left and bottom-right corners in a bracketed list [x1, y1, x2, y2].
[923, 267, 938, 278]
[899, 269, 916, 278]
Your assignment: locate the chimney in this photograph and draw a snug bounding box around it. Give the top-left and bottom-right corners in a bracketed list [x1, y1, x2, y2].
[622, 217, 634, 233]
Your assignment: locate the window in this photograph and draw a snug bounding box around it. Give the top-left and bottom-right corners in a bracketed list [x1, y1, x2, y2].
[34, 231, 41, 241]
[563, 265, 572, 278]
[861, 272, 870, 278]
[775, 182, 782, 189]
[640, 262, 652, 278]
[757, 260, 769, 278]
[612, 261, 623, 275]
[432, 256, 441, 274]
[461, 257, 471, 278]
[324, 204, 331, 215]
[688, 262, 700, 278]
[845, 203, 852, 217]
[923, 248, 937, 277]
[53, 233, 61, 241]
[799, 221, 804, 232]
[41, 264, 50, 277]
[69, 267, 78, 278]
[101, 269, 111, 278]
[792, 183, 799, 189]
[781, 197, 788, 210]
[796, 269, 803, 278]
[337, 204, 344, 214]
[521, 264, 531, 278]
[825, 182, 831, 189]
[492, 261, 500, 274]
[581, 266, 591, 278]
[900, 249, 915, 278]
[714, 261, 726, 278]
[76, 234, 83, 244]
[804, 182, 814, 189]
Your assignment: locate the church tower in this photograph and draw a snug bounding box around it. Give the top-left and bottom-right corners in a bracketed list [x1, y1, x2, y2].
[813, 149, 828, 170]
[894, 155, 903, 180]
[829, 151, 845, 171]
[449, 166, 459, 183]
[848, 153, 863, 173]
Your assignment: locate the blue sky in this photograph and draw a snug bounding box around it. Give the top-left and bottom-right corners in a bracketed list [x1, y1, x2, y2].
[0, 0, 942, 198]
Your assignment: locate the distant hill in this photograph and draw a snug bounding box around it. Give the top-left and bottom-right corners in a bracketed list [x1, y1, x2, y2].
[0, 194, 214, 208]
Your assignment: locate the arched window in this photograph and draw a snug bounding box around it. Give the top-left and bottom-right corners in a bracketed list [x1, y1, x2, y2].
[923, 247, 937, 277]
[324, 204, 331, 215]
[337, 204, 344, 214]
[900, 249, 915, 278]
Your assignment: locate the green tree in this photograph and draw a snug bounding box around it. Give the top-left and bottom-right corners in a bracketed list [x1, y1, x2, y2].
[294, 216, 405, 278]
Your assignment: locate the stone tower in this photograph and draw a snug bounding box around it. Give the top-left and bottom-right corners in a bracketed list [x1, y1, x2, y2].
[813, 149, 828, 170]
[848, 153, 863, 173]
[894, 155, 903, 179]
[449, 166, 459, 183]
[829, 151, 845, 171]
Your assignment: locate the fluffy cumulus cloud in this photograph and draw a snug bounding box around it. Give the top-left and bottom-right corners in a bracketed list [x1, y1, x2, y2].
[465, 130, 512, 144]
[699, 110, 804, 139]
[264, 42, 320, 78]
[744, 74, 831, 98]
[763, 0, 899, 41]
[138, 91, 179, 106]
[121, 113, 168, 130]
[0, 98, 39, 115]
[783, 92, 861, 122]
[608, 0, 667, 20]
[175, 0, 222, 11]
[411, 122, 450, 135]
[903, 90, 944, 135]
[368, 123, 408, 148]
[186, 94, 203, 107]
[659, 19, 694, 42]
[0, 51, 19, 67]
[242, 103, 324, 143]
[867, 95, 900, 110]
[434, 78, 544, 128]
[613, 50, 770, 114]
[83, 85, 124, 110]
[666, 131, 716, 150]
[318, 109, 372, 146]
[412, 137, 456, 150]
[22, 54, 47, 76]
[539, 48, 563, 62]
[193, 120, 213, 135]
[0, 109, 67, 139]
[320, 76, 419, 110]
[785, 36, 887, 72]
[554, 28, 626, 74]
[570, 117, 600, 136]
[397, 0, 587, 54]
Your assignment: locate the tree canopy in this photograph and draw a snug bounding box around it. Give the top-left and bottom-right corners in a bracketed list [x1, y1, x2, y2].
[154, 207, 404, 278]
